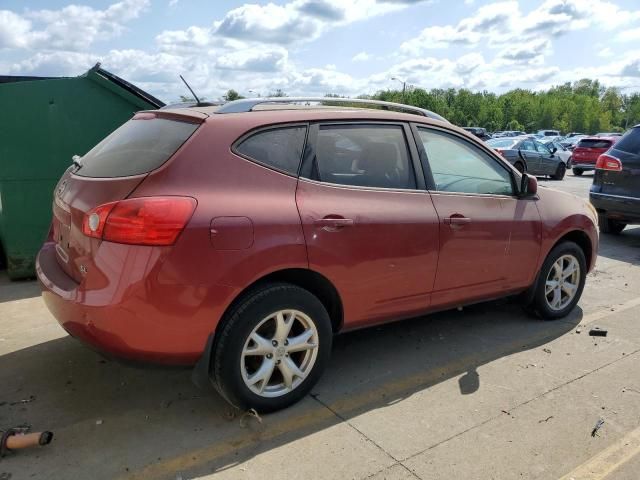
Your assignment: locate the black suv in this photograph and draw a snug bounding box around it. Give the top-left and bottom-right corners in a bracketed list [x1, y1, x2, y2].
[590, 125, 640, 234]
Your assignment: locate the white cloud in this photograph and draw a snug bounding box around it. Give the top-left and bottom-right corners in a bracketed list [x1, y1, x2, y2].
[598, 47, 613, 58]
[352, 51, 371, 62]
[0, 0, 149, 52]
[617, 27, 640, 42]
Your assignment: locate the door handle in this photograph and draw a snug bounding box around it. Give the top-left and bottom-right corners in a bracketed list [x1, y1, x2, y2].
[314, 217, 354, 229]
[443, 215, 471, 226]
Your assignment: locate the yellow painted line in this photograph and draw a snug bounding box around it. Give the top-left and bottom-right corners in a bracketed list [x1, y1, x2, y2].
[122, 298, 640, 480]
[579, 296, 640, 327]
[559, 425, 640, 480]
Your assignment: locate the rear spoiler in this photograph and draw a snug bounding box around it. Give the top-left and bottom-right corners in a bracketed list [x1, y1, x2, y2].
[134, 110, 208, 124]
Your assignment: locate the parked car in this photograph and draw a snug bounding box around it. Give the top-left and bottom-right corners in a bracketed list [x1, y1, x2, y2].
[566, 132, 585, 138]
[595, 132, 623, 137]
[37, 97, 598, 412]
[590, 125, 640, 234]
[560, 135, 586, 150]
[462, 127, 491, 141]
[572, 137, 620, 175]
[543, 140, 572, 167]
[537, 129, 561, 137]
[487, 136, 568, 179]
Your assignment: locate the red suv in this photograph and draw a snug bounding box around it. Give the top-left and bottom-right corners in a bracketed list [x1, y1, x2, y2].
[572, 136, 619, 175]
[37, 98, 598, 411]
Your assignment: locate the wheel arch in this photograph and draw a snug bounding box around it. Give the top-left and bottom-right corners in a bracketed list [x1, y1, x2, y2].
[553, 229, 593, 270]
[217, 268, 344, 337]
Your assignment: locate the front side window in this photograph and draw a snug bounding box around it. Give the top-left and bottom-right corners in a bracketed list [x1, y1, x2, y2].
[521, 140, 537, 152]
[235, 126, 307, 175]
[535, 142, 551, 155]
[418, 128, 514, 195]
[313, 124, 416, 189]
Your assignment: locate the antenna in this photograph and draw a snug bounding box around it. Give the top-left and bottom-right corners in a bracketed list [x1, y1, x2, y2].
[180, 75, 201, 105]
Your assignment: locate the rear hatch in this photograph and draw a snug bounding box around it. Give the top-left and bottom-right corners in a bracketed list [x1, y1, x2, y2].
[594, 127, 640, 198]
[51, 111, 204, 282]
[573, 138, 614, 165]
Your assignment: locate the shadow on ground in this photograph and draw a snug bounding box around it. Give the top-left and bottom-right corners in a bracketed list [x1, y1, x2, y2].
[0, 300, 581, 480]
[0, 271, 41, 303]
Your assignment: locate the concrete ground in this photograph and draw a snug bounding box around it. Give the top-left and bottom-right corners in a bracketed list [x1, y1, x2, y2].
[1, 172, 639, 480]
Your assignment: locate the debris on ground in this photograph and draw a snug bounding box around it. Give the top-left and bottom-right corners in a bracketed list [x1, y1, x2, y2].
[1, 426, 53, 457]
[538, 416, 554, 423]
[95, 419, 103, 425]
[239, 408, 263, 428]
[543, 348, 552, 354]
[591, 418, 605, 437]
[575, 327, 582, 334]
[589, 328, 608, 337]
[9, 396, 35, 406]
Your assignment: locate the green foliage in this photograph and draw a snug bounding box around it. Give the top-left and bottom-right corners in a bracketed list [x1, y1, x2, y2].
[370, 79, 640, 133]
[223, 89, 244, 101]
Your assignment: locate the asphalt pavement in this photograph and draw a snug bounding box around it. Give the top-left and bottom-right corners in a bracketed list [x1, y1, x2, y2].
[1, 171, 639, 480]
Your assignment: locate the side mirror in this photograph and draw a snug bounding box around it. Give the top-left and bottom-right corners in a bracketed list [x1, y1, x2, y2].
[519, 173, 538, 197]
[551, 146, 557, 154]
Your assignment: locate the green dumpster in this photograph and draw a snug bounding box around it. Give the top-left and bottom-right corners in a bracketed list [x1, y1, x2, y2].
[0, 64, 164, 279]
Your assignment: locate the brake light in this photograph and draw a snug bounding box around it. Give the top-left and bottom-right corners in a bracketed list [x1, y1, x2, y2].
[595, 154, 622, 172]
[82, 197, 196, 246]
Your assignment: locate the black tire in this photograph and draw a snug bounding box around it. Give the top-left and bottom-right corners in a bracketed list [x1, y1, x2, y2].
[552, 163, 566, 180]
[212, 283, 332, 412]
[514, 161, 525, 174]
[598, 214, 626, 234]
[527, 241, 587, 320]
[573, 168, 583, 176]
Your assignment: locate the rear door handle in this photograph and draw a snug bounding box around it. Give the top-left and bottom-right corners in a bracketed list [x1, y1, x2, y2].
[314, 217, 354, 229]
[443, 215, 471, 226]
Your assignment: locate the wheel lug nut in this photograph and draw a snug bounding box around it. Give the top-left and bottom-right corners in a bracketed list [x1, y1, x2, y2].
[284, 340, 289, 346]
[272, 340, 278, 346]
[266, 353, 273, 359]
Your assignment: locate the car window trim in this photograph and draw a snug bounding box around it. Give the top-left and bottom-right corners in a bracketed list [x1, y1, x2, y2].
[300, 120, 424, 191]
[411, 123, 519, 197]
[231, 122, 310, 177]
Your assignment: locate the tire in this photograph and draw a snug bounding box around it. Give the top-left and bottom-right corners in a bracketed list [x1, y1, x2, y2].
[552, 163, 566, 180]
[598, 214, 626, 234]
[573, 168, 583, 176]
[527, 241, 587, 320]
[514, 161, 525, 174]
[566, 157, 572, 168]
[212, 283, 332, 412]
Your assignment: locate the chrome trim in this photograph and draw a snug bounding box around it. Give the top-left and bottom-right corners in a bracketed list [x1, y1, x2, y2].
[590, 192, 640, 202]
[215, 97, 449, 122]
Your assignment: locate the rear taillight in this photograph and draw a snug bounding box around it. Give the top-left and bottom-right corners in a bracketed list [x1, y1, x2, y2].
[82, 197, 196, 246]
[595, 154, 622, 172]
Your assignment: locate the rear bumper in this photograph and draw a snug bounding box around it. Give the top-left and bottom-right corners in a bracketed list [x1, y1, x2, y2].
[590, 192, 640, 223]
[572, 163, 596, 170]
[36, 241, 237, 365]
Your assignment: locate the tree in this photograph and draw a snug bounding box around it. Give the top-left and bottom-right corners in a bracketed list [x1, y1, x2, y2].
[223, 89, 244, 101]
[268, 89, 287, 97]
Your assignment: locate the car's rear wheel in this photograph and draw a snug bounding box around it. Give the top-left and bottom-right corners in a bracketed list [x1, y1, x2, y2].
[212, 283, 332, 412]
[527, 241, 586, 320]
[598, 214, 626, 234]
[514, 161, 525, 174]
[573, 168, 583, 176]
[552, 163, 566, 180]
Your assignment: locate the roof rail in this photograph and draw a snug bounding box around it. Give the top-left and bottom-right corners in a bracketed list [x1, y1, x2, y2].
[214, 97, 448, 122]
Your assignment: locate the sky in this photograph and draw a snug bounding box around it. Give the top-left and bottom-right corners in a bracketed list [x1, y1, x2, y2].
[1, 0, 640, 103]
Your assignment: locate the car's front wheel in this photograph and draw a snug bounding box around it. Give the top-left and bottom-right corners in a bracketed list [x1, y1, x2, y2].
[573, 168, 583, 176]
[212, 283, 332, 412]
[528, 241, 586, 320]
[552, 163, 566, 180]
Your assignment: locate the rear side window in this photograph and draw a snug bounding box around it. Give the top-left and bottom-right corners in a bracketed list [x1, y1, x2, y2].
[487, 139, 516, 149]
[577, 139, 612, 149]
[235, 126, 307, 175]
[76, 117, 199, 178]
[613, 128, 640, 154]
[313, 124, 416, 189]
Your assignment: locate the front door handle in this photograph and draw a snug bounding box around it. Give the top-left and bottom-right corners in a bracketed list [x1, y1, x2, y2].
[314, 217, 354, 229]
[443, 215, 471, 227]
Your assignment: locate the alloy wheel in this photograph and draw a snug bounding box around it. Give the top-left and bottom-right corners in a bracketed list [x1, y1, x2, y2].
[545, 254, 580, 311]
[241, 309, 319, 398]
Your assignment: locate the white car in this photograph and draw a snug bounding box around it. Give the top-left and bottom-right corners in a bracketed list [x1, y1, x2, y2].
[544, 140, 572, 167]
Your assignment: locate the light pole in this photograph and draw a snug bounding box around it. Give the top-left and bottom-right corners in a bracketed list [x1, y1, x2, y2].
[391, 77, 406, 103]
[248, 89, 261, 97]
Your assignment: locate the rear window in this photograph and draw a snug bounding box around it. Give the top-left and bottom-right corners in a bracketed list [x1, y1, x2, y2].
[487, 139, 516, 148]
[75, 117, 199, 178]
[577, 139, 612, 149]
[613, 128, 640, 155]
